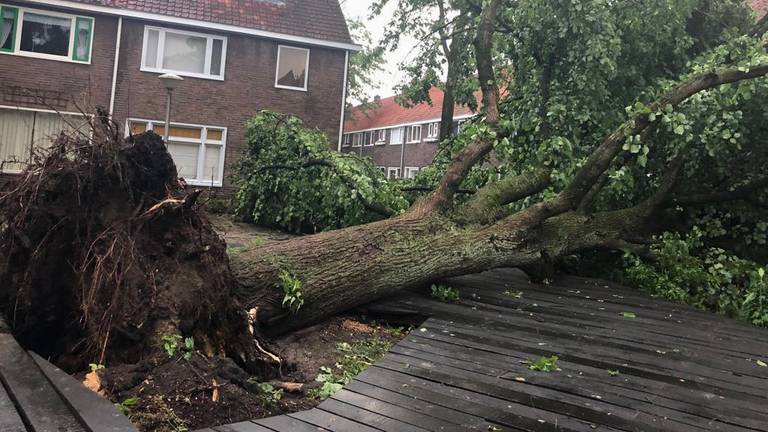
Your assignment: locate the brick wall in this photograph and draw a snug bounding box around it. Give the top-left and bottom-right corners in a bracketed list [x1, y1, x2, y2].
[0, 3, 118, 113]
[111, 19, 346, 192]
[1, 3, 348, 195]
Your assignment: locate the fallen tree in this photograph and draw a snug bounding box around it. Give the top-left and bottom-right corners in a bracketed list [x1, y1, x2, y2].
[231, 0, 768, 335]
[1, 0, 766, 370]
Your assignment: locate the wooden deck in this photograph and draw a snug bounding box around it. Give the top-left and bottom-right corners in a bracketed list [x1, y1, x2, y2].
[203, 268, 768, 432]
[0, 317, 137, 432]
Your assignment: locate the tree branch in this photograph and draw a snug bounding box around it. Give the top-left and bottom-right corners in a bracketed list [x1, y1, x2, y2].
[664, 176, 768, 208]
[409, 0, 502, 217]
[455, 169, 552, 224]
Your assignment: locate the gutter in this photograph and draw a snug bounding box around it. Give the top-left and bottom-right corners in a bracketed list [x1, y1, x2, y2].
[337, 50, 350, 152]
[108, 17, 122, 117]
[24, 0, 362, 52]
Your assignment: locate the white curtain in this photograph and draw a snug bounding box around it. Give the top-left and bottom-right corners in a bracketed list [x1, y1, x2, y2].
[162, 32, 206, 74]
[1, 12, 13, 48]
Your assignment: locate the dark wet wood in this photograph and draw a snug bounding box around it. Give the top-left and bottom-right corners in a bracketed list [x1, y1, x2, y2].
[206, 268, 768, 432]
[0, 318, 137, 432]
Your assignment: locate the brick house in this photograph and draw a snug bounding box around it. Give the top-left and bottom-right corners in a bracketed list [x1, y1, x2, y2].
[340, 87, 478, 179]
[0, 0, 358, 190]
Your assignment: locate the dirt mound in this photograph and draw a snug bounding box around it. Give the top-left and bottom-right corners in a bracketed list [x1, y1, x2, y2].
[0, 116, 262, 372]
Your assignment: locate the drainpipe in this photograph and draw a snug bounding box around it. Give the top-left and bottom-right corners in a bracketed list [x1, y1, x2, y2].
[108, 17, 123, 118]
[337, 50, 349, 152]
[399, 128, 406, 179]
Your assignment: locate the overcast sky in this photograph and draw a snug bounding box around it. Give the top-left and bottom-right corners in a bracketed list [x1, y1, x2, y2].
[339, 0, 422, 100]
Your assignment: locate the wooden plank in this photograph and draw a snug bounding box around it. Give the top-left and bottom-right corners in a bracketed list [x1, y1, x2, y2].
[375, 355, 694, 432]
[319, 397, 434, 432]
[390, 341, 752, 431]
[421, 318, 768, 400]
[30, 352, 137, 432]
[397, 335, 768, 429]
[213, 421, 275, 432]
[0, 334, 86, 432]
[288, 409, 380, 432]
[253, 415, 327, 431]
[329, 389, 473, 432]
[354, 367, 623, 432]
[0, 381, 26, 432]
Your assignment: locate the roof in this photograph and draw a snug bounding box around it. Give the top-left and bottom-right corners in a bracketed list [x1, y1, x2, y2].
[40, 0, 354, 46]
[753, 0, 768, 17]
[345, 87, 480, 132]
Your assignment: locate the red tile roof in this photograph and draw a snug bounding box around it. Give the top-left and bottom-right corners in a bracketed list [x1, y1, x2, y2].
[752, 0, 768, 17]
[67, 0, 353, 44]
[345, 87, 480, 132]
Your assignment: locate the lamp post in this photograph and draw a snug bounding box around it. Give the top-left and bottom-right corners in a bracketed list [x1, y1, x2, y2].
[158, 73, 183, 144]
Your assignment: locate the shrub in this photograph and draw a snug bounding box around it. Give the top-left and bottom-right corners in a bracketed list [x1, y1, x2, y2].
[621, 229, 768, 327]
[232, 111, 408, 233]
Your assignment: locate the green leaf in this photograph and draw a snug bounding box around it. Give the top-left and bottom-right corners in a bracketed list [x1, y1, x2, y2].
[757, 360, 767, 367]
[621, 311, 636, 318]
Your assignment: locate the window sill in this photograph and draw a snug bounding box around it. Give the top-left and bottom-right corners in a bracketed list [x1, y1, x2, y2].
[389, 142, 403, 146]
[374, 141, 386, 145]
[406, 141, 421, 144]
[185, 179, 223, 187]
[141, 66, 224, 81]
[275, 84, 308, 92]
[0, 49, 91, 65]
[424, 137, 438, 142]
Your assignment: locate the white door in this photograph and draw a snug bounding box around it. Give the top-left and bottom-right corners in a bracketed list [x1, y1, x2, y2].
[0, 109, 89, 173]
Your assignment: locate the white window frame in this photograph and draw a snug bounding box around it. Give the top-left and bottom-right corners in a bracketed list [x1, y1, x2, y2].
[387, 167, 401, 179]
[404, 166, 420, 179]
[427, 122, 439, 140]
[0, 4, 94, 64]
[389, 127, 404, 145]
[351, 132, 362, 147]
[275, 45, 310, 91]
[342, 133, 352, 147]
[457, 119, 467, 133]
[141, 25, 227, 81]
[377, 166, 386, 174]
[126, 118, 227, 187]
[375, 129, 386, 145]
[407, 125, 422, 144]
[363, 130, 375, 146]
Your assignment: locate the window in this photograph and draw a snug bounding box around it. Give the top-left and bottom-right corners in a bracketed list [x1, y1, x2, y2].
[427, 122, 439, 139]
[387, 167, 401, 179]
[0, 5, 93, 63]
[342, 134, 352, 147]
[275, 45, 310, 91]
[407, 125, 422, 143]
[377, 166, 386, 174]
[364, 131, 374, 146]
[390, 127, 404, 145]
[142, 26, 227, 80]
[128, 119, 226, 186]
[352, 132, 362, 147]
[0, 108, 90, 173]
[376, 129, 386, 144]
[404, 167, 420, 179]
[456, 119, 467, 134]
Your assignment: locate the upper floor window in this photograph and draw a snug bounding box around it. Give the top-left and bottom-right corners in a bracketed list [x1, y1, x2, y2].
[275, 45, 310, 91]
[390, 127, 404, 145]
[427, 122, 439, 139]
[407, 125, 422, 143]
[376, 129, 386, 144]
[0, 5, 93, 63]
[456, 119, 467, 134]
[342, 134, 352, 147]
[405, 167, 420, 179]
[352, 132, 362, 147]
[142, 26, 226, 80]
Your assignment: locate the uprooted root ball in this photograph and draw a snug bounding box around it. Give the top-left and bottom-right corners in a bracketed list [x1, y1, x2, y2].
[0, 117, 268, 374]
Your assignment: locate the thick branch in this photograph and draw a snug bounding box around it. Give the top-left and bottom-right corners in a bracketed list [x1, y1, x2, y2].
[665, 176, 768, 207]
[410, 0, 502, 216]
[455, 169, 552, 224]
[498, 64, 768, 229]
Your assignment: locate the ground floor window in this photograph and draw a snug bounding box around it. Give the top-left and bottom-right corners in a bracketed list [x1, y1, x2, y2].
[128, 119, 226, 187]
[404, 166, 420, 179]
[387, 167, 401, 179]
[0, 107, 89, 173]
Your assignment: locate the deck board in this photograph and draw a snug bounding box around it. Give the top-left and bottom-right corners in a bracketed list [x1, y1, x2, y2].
[203, 268, 768, 432]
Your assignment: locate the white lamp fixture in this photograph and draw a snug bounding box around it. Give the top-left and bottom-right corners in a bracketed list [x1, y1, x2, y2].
[158, 73, 184, 144]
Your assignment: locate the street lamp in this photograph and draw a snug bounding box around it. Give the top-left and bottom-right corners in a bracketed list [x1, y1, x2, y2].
[158, 73, 183, 144]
